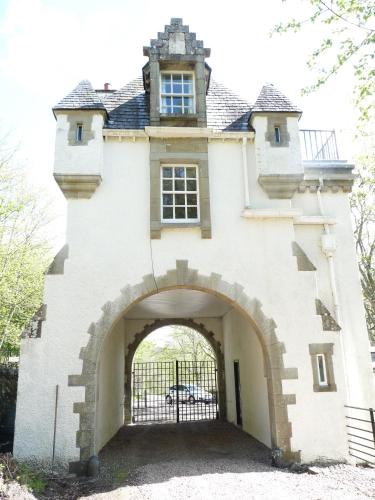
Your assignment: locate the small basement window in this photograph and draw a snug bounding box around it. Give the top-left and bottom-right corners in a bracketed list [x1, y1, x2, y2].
[274, 126, 281, 144]
[76, 123, 83, 142]
[161, 165, 199, 223]
[316, 354, 328, 386]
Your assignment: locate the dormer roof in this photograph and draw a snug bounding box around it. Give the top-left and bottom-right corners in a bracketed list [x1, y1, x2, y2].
[251, 84, 302, 115]
[53, 80, 106, 113]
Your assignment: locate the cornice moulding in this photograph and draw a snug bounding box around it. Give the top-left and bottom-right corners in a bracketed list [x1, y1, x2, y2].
[103, 127, 255, 141]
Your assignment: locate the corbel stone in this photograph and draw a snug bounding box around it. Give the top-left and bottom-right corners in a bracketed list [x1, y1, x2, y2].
[54, 174, 102, 199]
[21, 304, 47, 338]
[292, 242, 316, 271]
[46, 244, 69, 275]
[315, 299, 341, 331]
[258, 174, 303, 199]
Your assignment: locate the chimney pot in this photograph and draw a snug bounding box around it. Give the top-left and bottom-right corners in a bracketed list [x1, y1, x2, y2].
[104, 82, 111, 91]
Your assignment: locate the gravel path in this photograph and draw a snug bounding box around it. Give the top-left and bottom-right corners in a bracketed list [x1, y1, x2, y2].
[86, 421, 375, 500]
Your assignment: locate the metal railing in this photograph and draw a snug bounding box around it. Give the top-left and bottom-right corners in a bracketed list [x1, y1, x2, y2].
[345, 405, 375, 466]
[300, 129, 339, 161]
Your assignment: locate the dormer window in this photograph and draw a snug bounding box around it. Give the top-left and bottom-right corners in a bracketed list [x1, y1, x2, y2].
[160, 72, 194, 114]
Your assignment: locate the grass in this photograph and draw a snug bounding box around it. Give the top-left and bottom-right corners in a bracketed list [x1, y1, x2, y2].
[0, 453, 47, 495]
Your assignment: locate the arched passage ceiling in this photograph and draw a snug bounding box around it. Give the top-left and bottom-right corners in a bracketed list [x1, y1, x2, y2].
[125, 289, 233, 319]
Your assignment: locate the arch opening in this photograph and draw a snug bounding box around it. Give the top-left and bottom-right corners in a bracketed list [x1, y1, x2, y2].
[70, 261, 299, 473]
[130, 324, 220, 424]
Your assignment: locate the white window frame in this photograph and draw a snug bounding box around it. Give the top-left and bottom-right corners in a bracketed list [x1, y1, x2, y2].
[316, 354, 328, 386]
[160, 71, 196, 115]
[160, 164, 200, 224]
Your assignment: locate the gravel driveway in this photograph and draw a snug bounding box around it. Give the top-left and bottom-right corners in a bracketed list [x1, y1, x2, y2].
[85, 421, 375, 499]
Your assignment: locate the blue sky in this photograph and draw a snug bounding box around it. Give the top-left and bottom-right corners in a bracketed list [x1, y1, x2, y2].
[0, 0, 358, 243]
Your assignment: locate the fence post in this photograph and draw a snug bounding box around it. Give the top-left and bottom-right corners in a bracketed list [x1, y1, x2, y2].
[176, 360, 179, 423]
[370, 408, 375, 444]
[144, 389, 147, 409]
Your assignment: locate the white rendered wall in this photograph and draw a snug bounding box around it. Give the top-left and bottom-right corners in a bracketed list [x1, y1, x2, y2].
[95, 318, 124, 452]
[54, 112, 104, 175]
[223, 308, 271, 448]
[14, 135, 375, 464]
[252, 116, 303, 175]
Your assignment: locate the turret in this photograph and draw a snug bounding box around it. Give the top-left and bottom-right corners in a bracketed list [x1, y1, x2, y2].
[53, 80, 106, 198]
[250, 84, 303, 199]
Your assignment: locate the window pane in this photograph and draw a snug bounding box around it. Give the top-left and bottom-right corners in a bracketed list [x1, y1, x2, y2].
[187, 194, 197, 205]
[161, 80, 171, 93]
[174, 167, 185, 178]
[172, 74, 182, 82]
[174, 97, 182, 106]
[186, 167, 196, 178]
[163, 180, 173, 191]
[163, 194, 173, 205]
[163, 207, 173, 219]
[318, 356, 326, 383]
[175, 194, 185, 205]
[183, 82, 193, 93]
[187, 207, 198, 219]
[174, 180, 184, 191]
[175, 207, 186, 219]
[163, 167, 172, 178]
[186, 180, 196, 191]
[172, 83, 182, 93]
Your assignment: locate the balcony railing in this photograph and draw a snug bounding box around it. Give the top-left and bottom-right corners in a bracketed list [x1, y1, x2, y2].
[300, 129, 339, 161]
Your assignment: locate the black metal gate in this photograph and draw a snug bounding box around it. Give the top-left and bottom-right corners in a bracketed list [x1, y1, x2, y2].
[132, 360, 219, 423]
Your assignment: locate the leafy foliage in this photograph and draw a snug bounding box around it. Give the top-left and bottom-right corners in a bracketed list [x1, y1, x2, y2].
[272, 0, 375, 122]
[0, 453, 46, 495]
[133, 326, 215, 363]
[0, 151, 52, 359]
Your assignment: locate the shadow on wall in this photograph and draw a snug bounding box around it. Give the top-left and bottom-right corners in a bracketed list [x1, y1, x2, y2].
[0, 364, 18, 453]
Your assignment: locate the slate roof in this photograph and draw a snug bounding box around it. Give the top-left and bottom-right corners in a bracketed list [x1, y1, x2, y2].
[251, 84, 301, 114]
[101, 78, 149, 130]
[54, 78, 300, 130]
[53, 80, 106, 111]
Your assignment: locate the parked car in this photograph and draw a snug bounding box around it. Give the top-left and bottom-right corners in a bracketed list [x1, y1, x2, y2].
[165, 384, 215, 404]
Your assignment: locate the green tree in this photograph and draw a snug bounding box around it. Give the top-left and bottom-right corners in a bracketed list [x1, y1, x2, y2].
[350, 139, 375, 341]
[0, 150, 52, 359]
[272, 0, 375, 122]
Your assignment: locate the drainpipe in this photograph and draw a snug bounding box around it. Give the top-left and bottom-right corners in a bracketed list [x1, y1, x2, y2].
[317, 178, 340, 323]
[242, 137, 250, 207]
[317, 178, 350, 401]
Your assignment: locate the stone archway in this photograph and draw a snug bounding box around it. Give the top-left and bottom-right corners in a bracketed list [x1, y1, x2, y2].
[68, 260, 299, 472]
[123, 318, 226, 424]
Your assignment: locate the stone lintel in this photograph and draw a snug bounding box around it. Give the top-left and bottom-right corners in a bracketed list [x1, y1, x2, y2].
[54, 174, 102, 199]
[258, 174, 303, 199]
